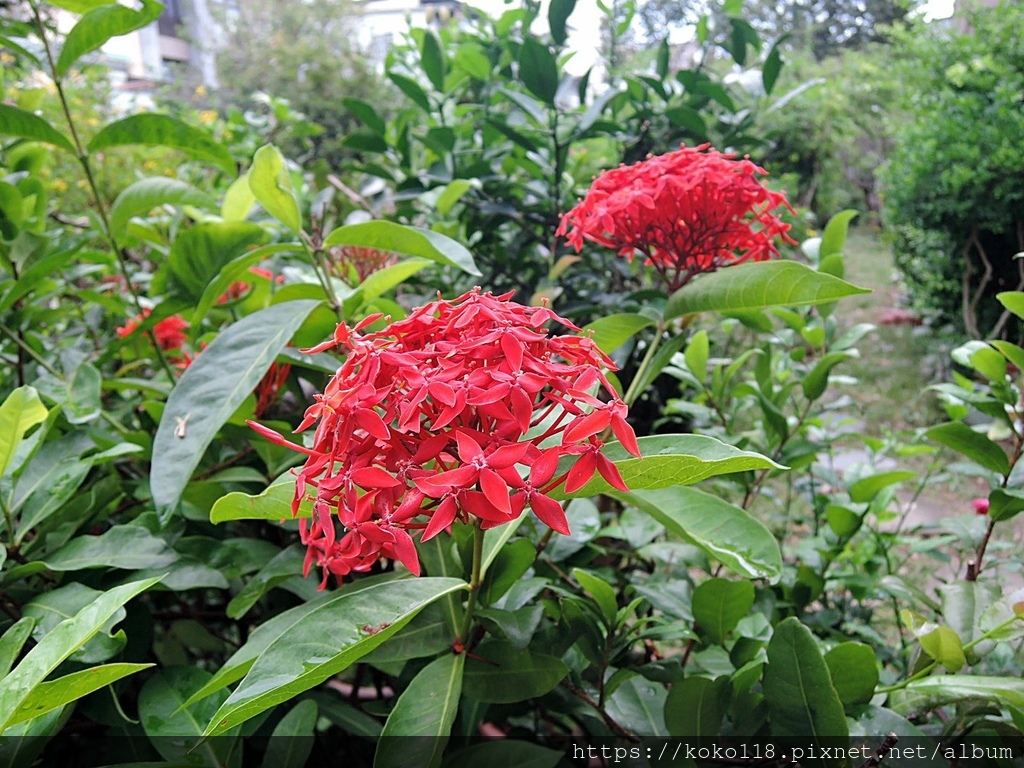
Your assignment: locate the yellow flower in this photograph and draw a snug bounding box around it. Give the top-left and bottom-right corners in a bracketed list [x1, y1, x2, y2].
[52, 179, 68, 192]
[0, 52, 13, 66]
[195, 85, 207, 98]
[199, 110, 217, 125]
[143, 160, 158, 171]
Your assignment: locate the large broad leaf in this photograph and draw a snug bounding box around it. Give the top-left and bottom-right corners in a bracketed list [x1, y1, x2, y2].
[925, 422, 1010, 476]
[548, 0, 577, 45]
[461, 640, 567, 704]
[0, 386, 47, 479]
[824, 642, 878, 707]
[554, 434, 783, 499]
[55, 0, 163, 76]
[41, 524, 178, 571]
[6, 662, 151, 727]
[691, 578, 755, 645]
[888, 675, 1024, 715]
[88, 114, 234, 174]
[166, 221, 268, 300]
[582, 313, 656, 355]
[203, 578, 466, 736]
[0, 105, 75, 153]
[324, 220, 480, 276]
[764, 618, 849, 764]
[0, 577, 159, 731]
[611, 486, 782, 582]
[518, 38, 559, 104]
[664, 261, 869, 320]
[151, 300, 321, 522]
[664, 675, 728, 738]
[248, 145, 301, 233]
[210, 474, 309, 524]
[108, 177, 215, 239]
[375, 653, 463, 768]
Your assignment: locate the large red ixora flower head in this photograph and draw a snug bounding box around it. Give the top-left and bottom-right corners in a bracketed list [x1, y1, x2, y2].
[249, 288, 640, 588]
[557, 144, 795, 292]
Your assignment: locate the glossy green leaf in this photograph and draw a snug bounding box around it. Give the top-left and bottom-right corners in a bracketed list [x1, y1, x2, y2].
[824, 642, 878, 706]
[190, 242, 299, 329]
[419, 30, 446, 91]
[151, 300, 322, 521]
[925, 422, 1009, 476]
[518, 38, 559, 104]
[324, 220, 479, 275]
[226, 545, 307, 619]
[55, 0, 163, 76]
[210, 474, 307, 524]
[820, 210, 858, 258]
[249, 144, 301, 233]
[889, 675, 1024, 715]
[42, 525, 178, 571]
[7, 663, 152, 727]
[203, 578, 466, 736]
[21, 583, 126, 665]
[344, 258, 432, 315]
[762, 41, 783, 94]
[572, 568, 618, 627]
[764, 618, 849, 760]
[375, 653, 463, 768]
[0, 105, 75, 153]
[554, 434, 783, 499]
[919, 625, 965, 672]
[692, 579, 755, 645]
[262, 700, 317, 768]
[988, 488, 1024, 522]
[848, 471, 917, 504]
[0, 386, 47, 479]
[221, 173, 256, 221]
[389, 72, 432, 112]
[664, 261, 869, 320]
[0, 577, 159, 731]
[664, 676, 728, 738]
[462, 640, 567, 704]
[0, 618, 35, 678]
[166, 221, 268, 300]
[582, 313, 655, 355]
[996, 291, 1024, 321]
[612, 487, 782, 582]
[88, 114, 234, 173]
[685, 330, 710, 381]
[802, 350, 857, 401]
[605, 675, 668, 737]
[362, 605, 451, 664]
[109, 178, 214, 239]
[548, 0, 577, 45]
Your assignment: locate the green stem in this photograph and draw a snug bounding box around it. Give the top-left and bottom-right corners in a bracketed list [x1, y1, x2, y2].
[29, 2, 175, 381]
[0, 324, 61, 377]
[301, 239, 343, 320]
[458, 522, 486, 645]
[622, 323, 665, 407]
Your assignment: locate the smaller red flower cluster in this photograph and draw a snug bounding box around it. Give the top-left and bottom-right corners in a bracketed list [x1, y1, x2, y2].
[116, 310, 189, 351]
[328, 246, 397, 284]
[250, 288, 640, 587]
[557, 144, 794, 292]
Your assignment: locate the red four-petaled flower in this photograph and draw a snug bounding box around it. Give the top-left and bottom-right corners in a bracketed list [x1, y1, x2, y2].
[116, 310, 189, 351]
[557, 144, 795, 292]
[249, 288, 641, 588]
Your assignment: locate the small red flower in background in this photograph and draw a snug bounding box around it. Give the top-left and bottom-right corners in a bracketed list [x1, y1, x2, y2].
[972, 497, 990, 515]
[249, 266, 286, 284]
[116, 310, 189, 351]
[216, 281, 251, 304]
[328, 246, 397, 283]
[249, 288, 641, 588]
[254, 361, 292, 417]
[557, 144, 795, 292]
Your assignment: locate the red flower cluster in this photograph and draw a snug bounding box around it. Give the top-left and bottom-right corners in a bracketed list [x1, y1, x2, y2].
[557, 144, 794, 292]
[116, 310, 189, 351]
[328, 246, 397, 283]
[249, 289, 640, 587]
[254, 361, 292, 417]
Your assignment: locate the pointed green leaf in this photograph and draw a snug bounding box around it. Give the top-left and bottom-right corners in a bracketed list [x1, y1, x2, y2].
[820, 210, 858, 258]
[925, 422, 1010, 476]
[0, 618, 35, 678]
[685, 330, 710, 382]
[848, 470, 917, 504]
[55, 0, 163, 76]
[572, 568, 618, 627]
[263, 700, 318, 768]
[0, 386, 47, 479]
[419, 29, 446, 91]
[997, 291, 1024, 321]
[0, 105, 75, 153]
[248, 145, 302, 233]
[611, 486, 782, 582]
[664, 675, 728, 738]
[343, 258, 432, 315]
[203, 578, 466, 736]
[375, 653, 463, 767]
[210, 474, 309, 524]
[7, 662, 152, 727]
[388, 72, 432, 112]
[42, 525, 178, 571]
[0, 577, 160, 731]
[151, 300, 322, 521]
[190, 242, 299, 330]
[89, 114, 234, 173]
[462, 640, 567, 704]
[692, 578, 755, 645]
[764, 618, 849, 761]
[582, 313, 656, 355]
[889, 675, 1024, 715]
[664, 261, 869, 320]
[919, 625, 965, 672]
[324, 220, 479, 276]
[548, 0, 578, 46]
[518, 38, 559, 104]
[109, 177, 214, 239]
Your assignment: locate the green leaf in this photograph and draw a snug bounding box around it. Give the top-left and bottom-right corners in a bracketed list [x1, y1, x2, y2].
[203, 578, 466, 736]
[63, 362, 102, 425]
[518, 38, 559, 104]
[0, 386, 47, 478]
[342, 98, 386, 135]
[262, 700, 317, 768]
[55, 0, 163, 76]
[0, 577, 159, 731]
[190, 242, 299, 329]
[692, 579, 755, 645]
[820, 210, 858, 258]
[221, 173, 256, 222]
[7, 663, 152, 728]
[762, 41, 783, 94]
[226, 545, 307, 619]
[435, 179, 474, 216]
[996, 291, 1024, 321]
[445, 742, 562, 768]
[462, 640, 567, 704]
[388, 72, 432, 112]
[581, 313, 655, 355]
[605, 674, 667, 737]
[664, 675, 728, 738]
[89, 114, 234, 174]
[925, 422, 1010, 476]
[109, 178, 214, 239]
[988, 488, 1024, 522]
[210, 474, 308, 523]
[0, 105, 75, 153]
[343, 258, 432, 315]
[151, 300, 322, 521]
[419, 30, 446, 91]
[612, 487, 782, 582]
[824, 643, 878, 707]
[0, 619, 35, 678]
[801, 350, 857, 401]
[848, 470, 917, 504]
[375, 654, 463, 767]
[553, 434, 783, 499]
[324, 220, 480, 276]
[571, 568, 618, 627]
[989, 340, 1024, 374]
[685, 330, 710, 381]
[664, 261, 869, 320]
[166, 221, 268, 300]
[919, 625, 965, 672]
[548, 0, 577, 45]
[889, 675, 1024, 715]
[249, 145, 302, 233]
[42, 525, 178, 571]
[764, 618, 849, 762]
